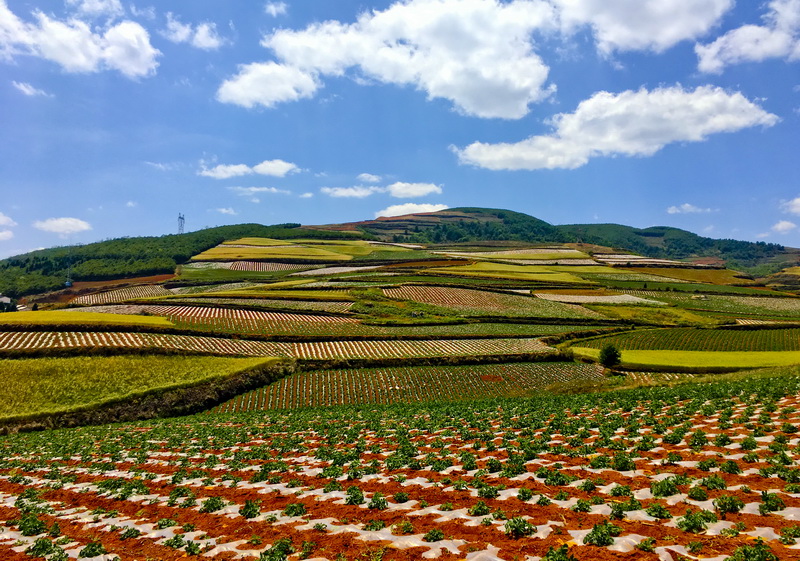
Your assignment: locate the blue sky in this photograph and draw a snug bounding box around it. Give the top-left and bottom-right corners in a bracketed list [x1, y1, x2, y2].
[1, 0, 799, 258]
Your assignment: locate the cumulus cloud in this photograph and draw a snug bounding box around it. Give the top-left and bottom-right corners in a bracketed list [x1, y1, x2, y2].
[217, 61, 320, 109]
[12, 81, 51, 96]
[0, 229, 13, 241]
[321, 186, 381, 198]
[667, 203, 714, 214]
[0, 212, 17, 227]
[264, 2, 288, 17]
[375, 203, 449, 218]
[215, 207, 237, 215]
[0, 3, 160, 77]
[299, 192, 314, 198]
[781, 196, 800, 215]
[555, 0, 733, 54]
[357, 173, 382, 183]
[200, 159, 299, 179]
[696, 0, 800, 73]
[455, 85, 778, 171]
[220, 0, 556, 118]
[385, 182, 443, 198]
[773, 220, 798, 233]
[33, 217, 92, 236]
[162, 13, 224, 50]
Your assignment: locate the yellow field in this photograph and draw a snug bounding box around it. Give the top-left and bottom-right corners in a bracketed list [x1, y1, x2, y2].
[428, 262, 590, 283]
[624, 267, 757, 285]
[191, 245, 353, 261]
[222, 237, 294, 246]
[585, 304, 719, 326]
[0, 311, 175, 328]
[572, 347, 800, 369]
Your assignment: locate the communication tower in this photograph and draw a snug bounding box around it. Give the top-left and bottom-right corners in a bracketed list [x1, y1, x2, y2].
[178, 213, 185, 235]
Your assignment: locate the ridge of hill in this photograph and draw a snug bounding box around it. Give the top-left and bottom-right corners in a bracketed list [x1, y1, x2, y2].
[1, 207, 796, 297]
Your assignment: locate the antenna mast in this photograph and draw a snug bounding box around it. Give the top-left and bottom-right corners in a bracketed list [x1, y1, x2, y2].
[178, 213, 185, 235]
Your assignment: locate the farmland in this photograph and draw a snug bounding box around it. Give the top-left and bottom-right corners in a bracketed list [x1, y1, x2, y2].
[2, 369, 800, 559]
[3, 208, 800, 560]
[213, 362, 604, 411]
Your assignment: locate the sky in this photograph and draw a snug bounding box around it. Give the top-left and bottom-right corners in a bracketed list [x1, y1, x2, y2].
[1, 0, 799, 258]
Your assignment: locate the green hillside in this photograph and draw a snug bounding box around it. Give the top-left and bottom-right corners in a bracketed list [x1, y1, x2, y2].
[0, 223, 360, 297]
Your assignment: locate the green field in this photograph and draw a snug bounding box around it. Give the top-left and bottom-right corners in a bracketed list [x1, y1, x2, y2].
[429, 261, 590, 283]
[0, 355, 276, 420]
[191, 244, 353, 261]
[213, 361, 603, 411]
[576, 327, 800, 352]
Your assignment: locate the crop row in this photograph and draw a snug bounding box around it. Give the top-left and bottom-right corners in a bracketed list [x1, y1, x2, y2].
[0, 330, 551, 360]
[72, 285, 173, 306]
[229, 261, 312, 272]
[383, 285, 599, 318]
[165, 297, 354, 314]
[3, 371, 800, 559]
[580, 327, 800, 352]
[213, 362, 604, 412]
[624, 291, 800, 318]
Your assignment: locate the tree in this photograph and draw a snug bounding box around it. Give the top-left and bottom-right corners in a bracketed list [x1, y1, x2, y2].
[599, 344, 621, 369]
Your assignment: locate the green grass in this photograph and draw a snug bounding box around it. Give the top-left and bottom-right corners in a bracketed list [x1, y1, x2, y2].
[0, 356, 275, 420]
[572, 347, 800, 369]
[0, 311, 175, 328]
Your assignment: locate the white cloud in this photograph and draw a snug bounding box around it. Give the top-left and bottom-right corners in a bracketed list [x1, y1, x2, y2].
[781, 196, 800, 215]
[264, 2, 288, 17]
[667, 203, 713, 214]
[375, 203, 449, 218]
[130, 5, 155, 20]
[554, 0, 733, 54]
[321, 186, 381, 198]
[357, 173, 382, 183]
[33, 217, 92, 236]
[217, 61, 320, 109]
[163, 13, 224, 50]
[696, 0, 800, 73]
[200, 159, 299, 179]
[455, 85, 779, 171]
[145, 161, 179, 171]
[385, 182, 442, 198]
[66, 0, 124, 19]
[299, 192, 314, 198]
[125, 201, 137, 208]
[252, 159, 299, 177]
[222, 0, 557, 118]
[773, 220, 798, 233]
[12, 81, 51, 97]
[0, 212, 17, 227]
[215, 207, 237, 215]
[0, 229, 13, 241]
[0, 4, 160, 78]
[199, 163, 252, 179]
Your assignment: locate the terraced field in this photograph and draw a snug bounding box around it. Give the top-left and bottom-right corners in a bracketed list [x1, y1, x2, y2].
[213, 362, 604, 411]
[383, 285, 602, 318]
[623, 291, 800, 318]
[72, 285, 172, 305]
[576, 327, 800, 352]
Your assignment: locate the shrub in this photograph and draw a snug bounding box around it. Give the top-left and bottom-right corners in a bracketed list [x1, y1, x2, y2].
[677, 509, 717, 533]
[368, 492, 388, 510]
[646, 503, 673, 519]
[542, 545, 578, 561]
[468, 501, 491, 516]
[599, 344, 621, 368]
[78, 542, 107, 558]
[199, 496, 225, 513]
[345, 486, 364, 505]
[283, 503, 307, 517]
[517, 488, 533, 501]
[240, 500, 260, 519]
[759, 492, 786, 514]
[714, 495, 745, 516]
[423, 529, 444, 542]
[726, 539, 779, 561]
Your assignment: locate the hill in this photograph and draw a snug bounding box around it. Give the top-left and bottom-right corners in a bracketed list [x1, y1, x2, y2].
[1, 207, 796, 298]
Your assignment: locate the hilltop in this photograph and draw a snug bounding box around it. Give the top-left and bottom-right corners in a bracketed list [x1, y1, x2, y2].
[1, 207, 796, 298]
